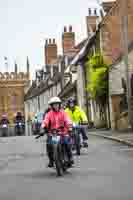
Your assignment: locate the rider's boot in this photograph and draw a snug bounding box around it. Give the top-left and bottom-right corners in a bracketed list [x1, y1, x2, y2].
[70, 158, 74, 165]
[80, 128, 88, 148]
[48, 159, 54, 168]
[47, 144, 54, 168]
[83, 140, 88, 148]
[67, 146, 74, 166]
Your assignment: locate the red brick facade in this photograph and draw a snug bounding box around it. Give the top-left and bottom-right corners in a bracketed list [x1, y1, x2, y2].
[101, 0, 133, 64]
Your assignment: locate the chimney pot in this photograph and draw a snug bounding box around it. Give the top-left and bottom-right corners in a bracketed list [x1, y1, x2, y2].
[88, 8, 91, 16]
[45, 39, 48, 45]
[69, 25, 72, 32]
[49, 39, 52, 44]
[94, 8, 97, 16]
[64, 26, 67, 32]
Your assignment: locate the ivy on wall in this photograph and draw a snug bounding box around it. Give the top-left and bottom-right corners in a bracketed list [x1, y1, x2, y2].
[85, 53, 109, 106]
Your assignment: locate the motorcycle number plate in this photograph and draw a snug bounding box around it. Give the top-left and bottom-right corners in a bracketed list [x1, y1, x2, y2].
[2, 124, 7, 128]
[52, 135, 60, 143]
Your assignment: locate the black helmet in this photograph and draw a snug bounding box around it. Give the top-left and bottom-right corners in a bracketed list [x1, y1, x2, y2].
[17, 111, 22, 116]
[67, 97, 76, 105]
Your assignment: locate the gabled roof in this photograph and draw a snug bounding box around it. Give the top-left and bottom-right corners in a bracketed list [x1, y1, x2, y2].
[74, 38, 88, 51]
[58, 81, 77, 98]
[70, 33, 96, 66]
[24, 71, 64, 101]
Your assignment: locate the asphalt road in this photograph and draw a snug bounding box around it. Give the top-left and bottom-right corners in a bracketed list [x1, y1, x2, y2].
[0, 135, 133, 200]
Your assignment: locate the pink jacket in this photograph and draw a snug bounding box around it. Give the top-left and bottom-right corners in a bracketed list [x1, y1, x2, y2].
[42, 110, 72, 135]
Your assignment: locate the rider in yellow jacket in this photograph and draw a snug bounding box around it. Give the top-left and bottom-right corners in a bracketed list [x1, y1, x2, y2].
[65, 97, 88, 147]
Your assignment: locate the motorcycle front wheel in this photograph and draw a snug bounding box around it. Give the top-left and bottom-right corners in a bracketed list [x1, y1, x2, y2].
[53, 144, 64, 177]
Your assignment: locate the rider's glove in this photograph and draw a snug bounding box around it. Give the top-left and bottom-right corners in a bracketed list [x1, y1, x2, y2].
[68, 127, 73, 132]
[72, 123, 79, 128]
[40, 128, 45, 135]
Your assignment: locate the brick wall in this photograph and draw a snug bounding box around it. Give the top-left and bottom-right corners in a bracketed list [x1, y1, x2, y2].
[86, 8, 98, 36]
[109, 44, 133, 130]
[62, 26, 76, 57]
[45, 39, 57, 65]
[101, 0, 133, 64]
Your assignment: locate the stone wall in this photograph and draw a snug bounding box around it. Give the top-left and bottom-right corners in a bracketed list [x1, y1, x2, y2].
[109, 48, 133, 130]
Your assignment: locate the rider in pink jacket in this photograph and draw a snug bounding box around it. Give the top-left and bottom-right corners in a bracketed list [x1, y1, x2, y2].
[42, 109, 72, 135]
[42, 97, 73, 168]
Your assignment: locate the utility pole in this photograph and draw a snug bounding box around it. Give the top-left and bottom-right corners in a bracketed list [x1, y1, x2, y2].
[121, 0, 133, 129]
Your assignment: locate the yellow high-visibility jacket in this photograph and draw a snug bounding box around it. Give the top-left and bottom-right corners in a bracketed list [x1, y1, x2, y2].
[65, 106, 88, 124]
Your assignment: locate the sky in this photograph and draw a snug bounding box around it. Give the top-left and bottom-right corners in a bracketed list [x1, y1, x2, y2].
[0, 0, 101, 77]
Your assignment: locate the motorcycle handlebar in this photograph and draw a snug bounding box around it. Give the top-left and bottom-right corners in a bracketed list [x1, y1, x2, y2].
[35, 128, 47, 139]
[35, 134, 43, 139]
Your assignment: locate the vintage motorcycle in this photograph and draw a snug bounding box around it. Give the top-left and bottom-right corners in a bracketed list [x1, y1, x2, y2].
[1, 123, 8, 137]
[36, 129, 72, 177]
[32, 122, 41, 135]
[15, 121, 25, 136]
[72, 123, 88, 155]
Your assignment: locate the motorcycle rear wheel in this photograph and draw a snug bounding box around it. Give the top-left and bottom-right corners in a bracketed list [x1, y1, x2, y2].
[75, 132, 81, 156]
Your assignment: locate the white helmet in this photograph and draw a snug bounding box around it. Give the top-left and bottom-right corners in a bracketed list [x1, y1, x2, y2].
[48, 97, 62, 105]
[35, 113, 38, 118]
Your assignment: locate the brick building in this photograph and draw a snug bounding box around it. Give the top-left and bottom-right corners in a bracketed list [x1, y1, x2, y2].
[62, 0, 133, 130]
[100, 0, 133, 130]
[100, 0, 133, 64]
[0, 59, 30, 124]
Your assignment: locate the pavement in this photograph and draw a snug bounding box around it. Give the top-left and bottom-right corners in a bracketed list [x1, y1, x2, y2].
[0, 135, 133, 200]
[89, 129, 133, 146]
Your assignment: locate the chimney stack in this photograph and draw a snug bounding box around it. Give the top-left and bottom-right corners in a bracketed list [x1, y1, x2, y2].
[102, 0, 116, 13]
[62, 25, 75, 57]
[86, 8, 99, 37]
[45, 38, 58, 65]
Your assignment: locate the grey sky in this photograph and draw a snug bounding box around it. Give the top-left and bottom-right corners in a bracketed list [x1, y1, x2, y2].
[0, 0, 100, 76]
